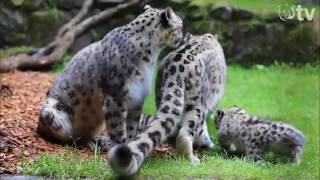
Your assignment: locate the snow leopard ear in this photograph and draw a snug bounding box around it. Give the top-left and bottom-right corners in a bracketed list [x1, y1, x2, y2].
[215, 110, 224, 129]
[217, 110, 224, 118]
[160, 7, 173, 28]
[143, 4, 152, 11]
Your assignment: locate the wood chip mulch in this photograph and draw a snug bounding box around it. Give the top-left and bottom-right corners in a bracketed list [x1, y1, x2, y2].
[0, 71, 97, 175]
[0, 71, 174, 175]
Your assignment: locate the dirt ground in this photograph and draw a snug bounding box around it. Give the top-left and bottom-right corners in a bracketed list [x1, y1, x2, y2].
[0, 71, 95, 174]
[0, 71, 172, 175]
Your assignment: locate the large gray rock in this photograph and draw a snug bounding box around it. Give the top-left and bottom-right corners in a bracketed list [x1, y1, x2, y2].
[209, 5, 254, 21]
[232, 8, 254, 20]
[70, 33, 93, 53]
[209, 5, 233, 21]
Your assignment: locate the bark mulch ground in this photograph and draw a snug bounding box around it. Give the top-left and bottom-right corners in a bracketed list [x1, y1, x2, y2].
[0, 71, 96, 174]
[0, 71, 173, 175]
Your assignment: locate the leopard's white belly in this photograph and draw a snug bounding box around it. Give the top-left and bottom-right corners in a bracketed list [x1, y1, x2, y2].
[128, 64, 154, 105]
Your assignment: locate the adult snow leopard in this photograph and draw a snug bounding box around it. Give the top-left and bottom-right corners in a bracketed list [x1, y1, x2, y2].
[109, 33, 227, 176]
[38, 5, 183, 150]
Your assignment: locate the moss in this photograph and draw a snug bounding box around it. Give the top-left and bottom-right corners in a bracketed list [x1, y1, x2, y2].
[0, 46, 31, 60]
[28, 8, 65, 46]
[32, 8, 62, 21]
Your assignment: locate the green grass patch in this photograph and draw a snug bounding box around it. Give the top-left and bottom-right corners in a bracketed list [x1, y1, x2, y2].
[23, 65, 319, 179]
[52, 54, 73, 74]
[0, 46, 31, 60]
[192, 0, 320, 15]
[23, 151, 112, 179]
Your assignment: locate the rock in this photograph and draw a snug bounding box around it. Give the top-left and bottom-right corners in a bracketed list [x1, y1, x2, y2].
[264, 13, 283, 23]
[70, 33, 93, 53]
[0, 7, 29, 48]
[29, 9, 70, 46]
[209, 5, 233, 21]
[73, 0, 86, 8]
[209, 5, 254, 21]
[232, 8, 254, 20]
[56, 0, 73, 10]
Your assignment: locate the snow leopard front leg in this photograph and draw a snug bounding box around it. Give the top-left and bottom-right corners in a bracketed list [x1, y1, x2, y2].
[101, 95, 128, 151]
[126, 103, 143, 141]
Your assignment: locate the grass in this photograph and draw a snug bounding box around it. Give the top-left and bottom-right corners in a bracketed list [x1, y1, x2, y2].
[23, 64, 320, 179]
[23, 151, 112, 179]
[192, 0, 320, 15]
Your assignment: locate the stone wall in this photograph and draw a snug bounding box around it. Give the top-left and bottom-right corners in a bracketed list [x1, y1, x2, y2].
[0, 0, 140, 53]
[151, 0, 319, 65]
[0, 0, 319, 65]
[0, 0, 73, 48]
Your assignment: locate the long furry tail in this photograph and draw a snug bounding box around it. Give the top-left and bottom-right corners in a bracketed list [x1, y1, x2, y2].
[286, 126, 305, 147]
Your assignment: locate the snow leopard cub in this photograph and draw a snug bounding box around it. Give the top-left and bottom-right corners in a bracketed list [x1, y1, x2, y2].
[215, 107, 305, 164]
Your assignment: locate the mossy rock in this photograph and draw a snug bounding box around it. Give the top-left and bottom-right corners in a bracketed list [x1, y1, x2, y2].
[0, 6, 29, 48]
[28, 9, 69, 46]
[186, 5, 205, 21]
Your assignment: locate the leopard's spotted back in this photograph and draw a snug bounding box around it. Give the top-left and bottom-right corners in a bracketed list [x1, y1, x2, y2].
[156, 33, 227, 114]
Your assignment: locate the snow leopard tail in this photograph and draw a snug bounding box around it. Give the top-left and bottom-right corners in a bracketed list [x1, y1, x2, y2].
[285, 125, 305, 147]
[108, 74, 185, 176]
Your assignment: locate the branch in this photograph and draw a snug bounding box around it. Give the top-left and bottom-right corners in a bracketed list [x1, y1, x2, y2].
[74, 0, 142, 35]
[0, 0, 145, 73]
[57, 0, 95, 38]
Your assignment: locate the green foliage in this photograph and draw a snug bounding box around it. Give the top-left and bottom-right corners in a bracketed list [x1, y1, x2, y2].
[0, 46, 31, 60]
[23, 65, 319, 179]
[32, 8, 62, 24]
[52, 54, 73, 73]
[11, 0, 24, 6]
[23, 151, 113, 179]
[44, 0, 58, 9]
[29, 8, 64, 46]
[192, 0, 320, 14]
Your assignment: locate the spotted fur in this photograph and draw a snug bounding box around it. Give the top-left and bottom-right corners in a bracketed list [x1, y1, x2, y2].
[214, 107, 305, 164]
[38, 5, 183, 150]
[108, 33, 227, 176]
